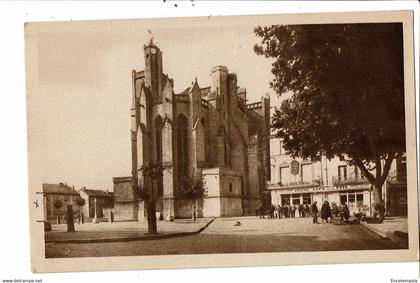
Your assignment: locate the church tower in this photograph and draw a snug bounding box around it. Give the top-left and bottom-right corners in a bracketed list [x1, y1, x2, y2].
[144, 43, 163, 104]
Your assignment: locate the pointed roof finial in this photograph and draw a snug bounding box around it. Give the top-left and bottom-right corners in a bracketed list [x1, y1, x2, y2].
[195, 77, 197, 83]
[147, 29, 154, 45]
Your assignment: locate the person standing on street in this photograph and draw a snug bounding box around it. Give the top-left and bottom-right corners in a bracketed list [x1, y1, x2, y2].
[306, 204, 311, 218]
[298, 204, 303, 218]
[277, 205, 282, 219]
[312, 201, 319, 224]
[259, 205, 265, 219]
[326, 201, 332, 223]
[343, 202, 350, 224]
[321, 201, 329, 223]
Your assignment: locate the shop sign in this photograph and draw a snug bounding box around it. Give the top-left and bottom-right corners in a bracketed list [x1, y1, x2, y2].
[282, 185, 369, 194]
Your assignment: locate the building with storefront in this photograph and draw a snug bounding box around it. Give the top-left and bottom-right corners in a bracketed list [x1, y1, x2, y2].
[267, 136, 407, 217]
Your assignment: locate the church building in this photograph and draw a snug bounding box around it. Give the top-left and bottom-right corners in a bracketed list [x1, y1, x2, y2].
[127, 41, 271, 220]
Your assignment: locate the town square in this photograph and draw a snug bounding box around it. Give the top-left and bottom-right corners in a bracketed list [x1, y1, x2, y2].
[24, 12, 416, 266]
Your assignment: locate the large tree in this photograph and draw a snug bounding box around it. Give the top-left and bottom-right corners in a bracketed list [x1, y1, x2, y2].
[254, 23, 405, 205]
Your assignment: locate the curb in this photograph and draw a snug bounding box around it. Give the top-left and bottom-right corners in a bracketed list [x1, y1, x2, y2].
[360, 222, 409, 249]
[45, 217, 216, 244]
[360, 222, 388, 239]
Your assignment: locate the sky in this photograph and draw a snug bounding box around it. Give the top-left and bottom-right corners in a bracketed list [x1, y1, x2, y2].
[26, 16, 283, 191]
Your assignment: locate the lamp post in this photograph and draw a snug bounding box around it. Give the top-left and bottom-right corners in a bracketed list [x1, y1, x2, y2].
[92, 197, 99, 223]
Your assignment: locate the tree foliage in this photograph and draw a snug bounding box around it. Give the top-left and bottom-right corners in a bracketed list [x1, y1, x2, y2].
[54, 199, 64, 209]
[177, 172, 207, 201]
[74, 196, 86, 207]
[254, 23, 405, 203]
[136, 163, 164, 201]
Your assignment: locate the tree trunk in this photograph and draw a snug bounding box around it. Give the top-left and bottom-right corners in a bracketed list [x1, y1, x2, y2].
[372, 183, 386, 221]
[146, 200, 157, 234]
[372, 183, 383, 205]
[66, 205, 75, 232]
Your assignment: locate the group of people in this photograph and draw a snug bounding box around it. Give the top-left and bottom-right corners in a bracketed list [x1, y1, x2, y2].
[256, 201, 351, 224]
[311, 201, 351, 224]
[256, 203, 313, 219]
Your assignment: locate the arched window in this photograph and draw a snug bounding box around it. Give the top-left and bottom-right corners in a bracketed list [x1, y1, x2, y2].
[155, 115, 163, 197]
[177, 114, 189, 180]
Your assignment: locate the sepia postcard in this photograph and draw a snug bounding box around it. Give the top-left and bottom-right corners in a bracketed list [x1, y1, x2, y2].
[26, 10, 419, 273]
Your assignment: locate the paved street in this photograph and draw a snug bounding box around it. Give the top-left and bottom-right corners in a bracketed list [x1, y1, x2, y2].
[45, 217, 401, 258]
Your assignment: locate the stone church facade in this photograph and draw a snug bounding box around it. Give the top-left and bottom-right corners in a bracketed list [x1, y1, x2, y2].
[129, 42, 270, 219]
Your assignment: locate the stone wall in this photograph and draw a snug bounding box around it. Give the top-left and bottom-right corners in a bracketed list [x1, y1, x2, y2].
[175, 199, 203, 219]
[113, 177, 139, 221]
[202, 197, 221, 217]
[114, 202, 139, 221]
[220, 197, 243, 216]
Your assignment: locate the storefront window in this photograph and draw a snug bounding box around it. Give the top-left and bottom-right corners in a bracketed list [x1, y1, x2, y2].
[348, 194, 355, 209]
[281, 194, 290, 205]
[302, 193, 312, 204]
[340, 191, 364, 210]
[356, 194, 363, 204]
[340, 194, 347, 204]
[292, 194, 300, 205]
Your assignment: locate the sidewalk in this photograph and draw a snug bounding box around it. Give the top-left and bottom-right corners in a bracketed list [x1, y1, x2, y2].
[360, 217, 408, 248]
[45, 217, 215, 244]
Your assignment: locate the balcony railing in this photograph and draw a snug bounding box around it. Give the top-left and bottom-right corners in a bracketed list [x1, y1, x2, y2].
[332, 174, 368, 186]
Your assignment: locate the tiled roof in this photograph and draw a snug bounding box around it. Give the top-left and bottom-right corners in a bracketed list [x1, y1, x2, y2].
[42, 183, 79, 195]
